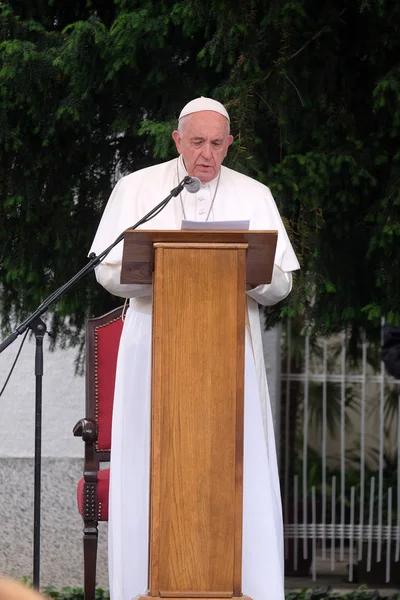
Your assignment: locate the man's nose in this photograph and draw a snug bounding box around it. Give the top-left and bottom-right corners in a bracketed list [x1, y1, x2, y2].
[201, 143, 212, 158]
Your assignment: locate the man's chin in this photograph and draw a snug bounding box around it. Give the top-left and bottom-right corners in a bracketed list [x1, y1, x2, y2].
[195, 167, 216, 184]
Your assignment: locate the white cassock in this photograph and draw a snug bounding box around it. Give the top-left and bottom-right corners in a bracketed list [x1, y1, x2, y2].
[89, 156, 300, 600]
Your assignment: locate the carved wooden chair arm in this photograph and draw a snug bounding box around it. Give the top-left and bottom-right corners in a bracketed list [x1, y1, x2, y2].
[73, 418, 98, 442]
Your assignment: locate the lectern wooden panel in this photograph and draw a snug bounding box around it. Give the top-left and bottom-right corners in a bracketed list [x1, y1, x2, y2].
[150, 243, 246, 598]
[121, 231, 277, 600]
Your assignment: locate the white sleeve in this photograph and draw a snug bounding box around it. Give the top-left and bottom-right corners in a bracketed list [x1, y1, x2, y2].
[246, 265, 292, 307]
[94, 264, 152, 299]
[245, 185, 298, 306]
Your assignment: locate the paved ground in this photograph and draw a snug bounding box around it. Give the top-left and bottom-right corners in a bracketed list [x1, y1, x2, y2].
[286, 578, 400, 594]
[285, 556, 400, 594]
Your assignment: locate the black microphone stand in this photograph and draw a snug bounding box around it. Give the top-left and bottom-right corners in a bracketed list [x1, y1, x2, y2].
[0, 176, 191, 590]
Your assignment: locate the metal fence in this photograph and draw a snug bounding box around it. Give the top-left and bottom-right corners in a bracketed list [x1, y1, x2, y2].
[280, 320, 400, 585]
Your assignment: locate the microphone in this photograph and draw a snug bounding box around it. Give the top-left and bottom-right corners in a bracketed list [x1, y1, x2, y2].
[183, 176, 201, 194]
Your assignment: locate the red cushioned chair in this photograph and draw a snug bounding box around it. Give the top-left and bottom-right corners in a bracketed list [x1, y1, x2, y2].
[73, 305, 124, 600]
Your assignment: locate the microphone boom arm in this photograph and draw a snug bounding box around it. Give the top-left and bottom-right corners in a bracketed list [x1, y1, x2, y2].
[0, 172, 196, 591]
[0, 176, 190, 353]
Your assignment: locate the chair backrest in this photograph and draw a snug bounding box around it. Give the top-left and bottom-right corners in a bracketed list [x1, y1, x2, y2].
[86, 305, 124, 463]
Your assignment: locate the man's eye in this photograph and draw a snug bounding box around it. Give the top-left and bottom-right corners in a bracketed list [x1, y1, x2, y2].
[192, 141, 203, 147]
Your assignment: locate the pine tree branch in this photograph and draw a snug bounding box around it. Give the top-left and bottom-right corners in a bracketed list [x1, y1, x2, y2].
[285, 7, 348, 63]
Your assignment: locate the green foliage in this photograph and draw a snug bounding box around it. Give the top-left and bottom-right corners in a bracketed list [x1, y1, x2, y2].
[1, 0, 400, 347]
[36, 584, 400, 599]
[42, 586, 109, 599]
[138, 120, 177, 160]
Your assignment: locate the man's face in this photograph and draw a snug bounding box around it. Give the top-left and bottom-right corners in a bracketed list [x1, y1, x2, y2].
[172, 111, 233, 184]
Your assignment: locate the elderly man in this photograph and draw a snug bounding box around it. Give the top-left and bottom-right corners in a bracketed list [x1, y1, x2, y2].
[90, 97, 300, 600]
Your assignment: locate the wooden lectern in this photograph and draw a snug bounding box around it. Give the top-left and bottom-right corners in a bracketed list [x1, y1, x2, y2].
[121, 230, 277, 600]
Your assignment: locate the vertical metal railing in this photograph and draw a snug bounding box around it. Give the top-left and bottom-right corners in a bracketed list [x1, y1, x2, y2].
[331, 475, 336, 572]
[397, 389, 400, 563]
[340, 335, 346, 562]
[283, 319, 291, 562]
[322, 340, 328, 560]
[281, 321, 400, 583]
[302, 334, 310, 559]
[377, 322, 385, 562]
[358, 341, 367, 560]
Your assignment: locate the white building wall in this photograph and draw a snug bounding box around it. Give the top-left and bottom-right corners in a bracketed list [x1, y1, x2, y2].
[0, 333, 109, 589]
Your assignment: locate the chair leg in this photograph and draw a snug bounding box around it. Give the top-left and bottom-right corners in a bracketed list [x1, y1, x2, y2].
[83, 521, 98, 600]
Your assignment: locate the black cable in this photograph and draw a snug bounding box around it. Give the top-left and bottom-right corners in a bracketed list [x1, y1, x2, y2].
[0, 328, 29, 397]
[141, 201, 171, 222]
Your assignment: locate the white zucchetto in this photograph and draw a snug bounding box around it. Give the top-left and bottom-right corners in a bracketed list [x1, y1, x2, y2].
[179, 97, 230, 122]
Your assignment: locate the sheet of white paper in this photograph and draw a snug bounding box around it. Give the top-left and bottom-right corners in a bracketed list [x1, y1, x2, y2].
[181, 220, 250, 230]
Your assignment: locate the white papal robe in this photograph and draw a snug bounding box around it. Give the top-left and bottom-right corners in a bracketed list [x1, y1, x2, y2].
[89, 156, 300, 600]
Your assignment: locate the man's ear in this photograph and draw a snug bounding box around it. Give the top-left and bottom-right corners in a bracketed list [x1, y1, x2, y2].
[223, 134, 234, 158]
[172, 130, 182, 153]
